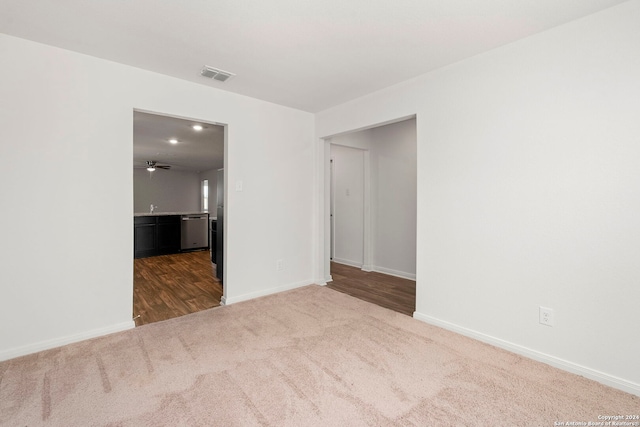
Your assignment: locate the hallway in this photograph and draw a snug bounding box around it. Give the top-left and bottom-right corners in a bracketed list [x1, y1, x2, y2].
[327, 262, 415, 316]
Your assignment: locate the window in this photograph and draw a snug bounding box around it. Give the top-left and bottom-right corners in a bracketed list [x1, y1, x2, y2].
[202, 179, 209, 212]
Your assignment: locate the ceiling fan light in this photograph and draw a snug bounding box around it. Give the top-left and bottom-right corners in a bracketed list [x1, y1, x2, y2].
[169, 138, 178, 144]
[192, 125, 203, 131]
[147, 166, 156, 172]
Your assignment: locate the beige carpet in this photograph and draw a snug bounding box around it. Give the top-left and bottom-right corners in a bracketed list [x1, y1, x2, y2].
[0, 285, 637, 426]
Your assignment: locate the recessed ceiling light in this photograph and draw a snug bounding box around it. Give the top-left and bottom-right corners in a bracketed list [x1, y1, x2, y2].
[192, 125, 203, 131]
[169, 138, 178, 144]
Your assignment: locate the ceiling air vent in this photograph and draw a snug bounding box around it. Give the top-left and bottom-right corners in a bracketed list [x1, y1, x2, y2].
[200, 66, 235, 82]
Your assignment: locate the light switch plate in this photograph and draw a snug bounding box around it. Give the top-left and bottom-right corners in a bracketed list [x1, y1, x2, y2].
[235, 181, 243, 192]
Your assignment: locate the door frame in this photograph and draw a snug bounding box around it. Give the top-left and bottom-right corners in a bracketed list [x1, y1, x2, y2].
[329, 143, 372, 270]
[132, 108, 229, 307]
[318, 114, 417, 285]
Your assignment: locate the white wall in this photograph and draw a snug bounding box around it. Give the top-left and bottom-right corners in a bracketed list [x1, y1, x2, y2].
[133, 168, 200, 213]
[316, 1, 640, 395]
[330, 119, 417, 279]
[0, 34, 315, 360]
[330, 144, 365, 267]
[370, 120, 417, 278]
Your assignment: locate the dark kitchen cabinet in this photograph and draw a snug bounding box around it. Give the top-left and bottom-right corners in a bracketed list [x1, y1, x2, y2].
[210, 219, 217, 263]
[134, 217, 157, 258]
[157, 216, 181, 255]
[134, 215, 180, 258]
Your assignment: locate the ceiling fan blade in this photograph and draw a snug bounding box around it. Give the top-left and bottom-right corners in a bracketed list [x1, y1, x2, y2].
[156, 165, 171, 169]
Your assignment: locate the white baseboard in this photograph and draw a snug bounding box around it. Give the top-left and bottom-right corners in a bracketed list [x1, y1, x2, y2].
[413, 312, 640, 397]
[331, 258, 362, 268]
[222, 279, 313, 305]
[372, 266, 416, 281]
[318, 274, 332, 285]
[0, 320, 136, 362]
[361, 264, 373, 272]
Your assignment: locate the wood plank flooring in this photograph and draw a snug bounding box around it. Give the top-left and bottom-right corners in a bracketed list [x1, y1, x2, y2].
[133, 250, 222, 326]
[134, 255, 413, 325]
[327, 262, 416, 316]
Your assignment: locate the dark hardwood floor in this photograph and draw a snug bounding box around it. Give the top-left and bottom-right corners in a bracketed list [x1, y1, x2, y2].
[327, 262, 416, 316]
[134, 255, 413, 325]
[133, 250, 222, 326]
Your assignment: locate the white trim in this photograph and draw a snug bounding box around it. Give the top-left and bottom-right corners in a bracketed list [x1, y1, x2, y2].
[361, 264, 373, 272]
[372, 266, 416, 281]
[332, 258, 362, 268]
[222, 279, 312, 305]
[0, 321, 135, 362]
[322, 139, 332, 284]
[413, 312, 640, 397]
[362, 150, 372, 270]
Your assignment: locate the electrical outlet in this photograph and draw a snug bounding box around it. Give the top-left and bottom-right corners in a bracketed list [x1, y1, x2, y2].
[539, 306, 554, 327]
[276, 259, 284, 272]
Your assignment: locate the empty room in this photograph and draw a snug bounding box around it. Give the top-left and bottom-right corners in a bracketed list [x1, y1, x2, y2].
[1, 0, 639, 425]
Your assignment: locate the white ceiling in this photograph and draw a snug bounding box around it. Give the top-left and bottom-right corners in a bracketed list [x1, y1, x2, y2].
[0, 0, 629, 112]
[133, 111, 224, 172]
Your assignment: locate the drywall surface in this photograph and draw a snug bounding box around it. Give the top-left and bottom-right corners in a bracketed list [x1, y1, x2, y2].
[0, 34, 315, 360]
[317, 1, 640, 393]
[133, 168, 200, 213]
[369, 120, 417, 278]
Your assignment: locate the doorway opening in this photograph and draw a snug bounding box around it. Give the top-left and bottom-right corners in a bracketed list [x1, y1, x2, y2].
[325, 116, 417, 316]
[132, 110, 226, 326]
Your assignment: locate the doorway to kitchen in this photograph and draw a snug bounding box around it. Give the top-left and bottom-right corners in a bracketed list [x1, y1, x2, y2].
[326, 117, 417, 315]
[132, 110, 226, 326]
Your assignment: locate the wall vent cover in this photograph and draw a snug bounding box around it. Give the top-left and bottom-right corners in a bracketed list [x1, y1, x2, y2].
[200, 66, 235, 82]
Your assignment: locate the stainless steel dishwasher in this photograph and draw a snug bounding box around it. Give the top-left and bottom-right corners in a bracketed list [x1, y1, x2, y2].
[180, 214, 209, 250]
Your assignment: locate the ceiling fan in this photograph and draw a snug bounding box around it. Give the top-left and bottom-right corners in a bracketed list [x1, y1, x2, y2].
[143, 160, 171, 171]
